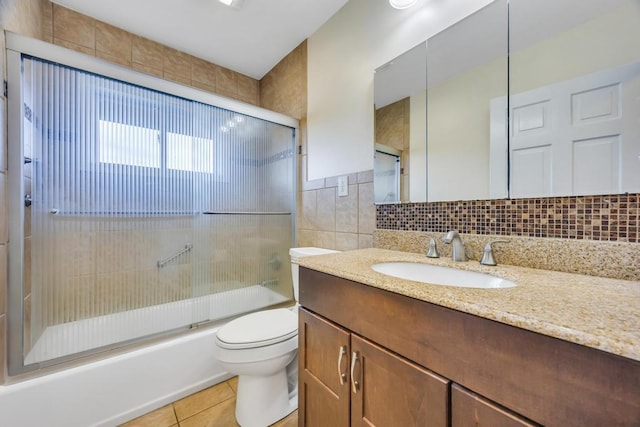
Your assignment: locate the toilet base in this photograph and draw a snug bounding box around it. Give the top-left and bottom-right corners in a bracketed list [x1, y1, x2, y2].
[235, 368, 297, 427]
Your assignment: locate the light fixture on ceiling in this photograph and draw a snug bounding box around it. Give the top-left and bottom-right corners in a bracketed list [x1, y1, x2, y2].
[389, 0, 417, 9]
[218, 0, 244, 8]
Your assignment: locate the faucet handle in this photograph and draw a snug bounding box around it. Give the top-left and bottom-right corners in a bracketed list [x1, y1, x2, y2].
[480, 240, 509, 266]
[426, 237, 439, 258]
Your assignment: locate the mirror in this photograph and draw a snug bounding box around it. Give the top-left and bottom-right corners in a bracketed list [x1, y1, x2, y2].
[426, 0, 508, 202]
[374, 0, 639, 203]
[374, 42, 427, 204]
[506, 0, 640, 198]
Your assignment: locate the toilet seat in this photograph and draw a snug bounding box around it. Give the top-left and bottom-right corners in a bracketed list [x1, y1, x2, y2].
[216, 308, 298, 350]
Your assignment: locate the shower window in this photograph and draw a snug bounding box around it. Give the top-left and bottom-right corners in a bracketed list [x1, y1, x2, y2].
[99, 120, 161, 168]
[166, 133, 215, 173]
[99, 123, 217, 172]
[7, 37, 297, 375]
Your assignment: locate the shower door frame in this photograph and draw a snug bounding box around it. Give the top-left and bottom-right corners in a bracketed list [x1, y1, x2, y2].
[6, 32, 299, 376]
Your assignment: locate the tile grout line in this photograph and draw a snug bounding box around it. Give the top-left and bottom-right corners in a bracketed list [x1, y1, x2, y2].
[170, 401, 179, 427]
[178, 394, 237, 425]
[174, 381, 237, 425]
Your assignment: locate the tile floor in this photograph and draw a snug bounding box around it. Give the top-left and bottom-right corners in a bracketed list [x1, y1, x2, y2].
[120, 377, 298, 427]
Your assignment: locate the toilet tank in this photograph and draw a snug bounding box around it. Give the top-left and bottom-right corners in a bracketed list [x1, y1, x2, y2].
[289, 247, 339, 302]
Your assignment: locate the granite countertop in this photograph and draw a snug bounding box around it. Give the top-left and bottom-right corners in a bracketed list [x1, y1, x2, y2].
[295, 248, 640, 362]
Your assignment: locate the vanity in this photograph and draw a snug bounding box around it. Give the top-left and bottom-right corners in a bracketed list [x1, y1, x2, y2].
[296, 249, 640, 426]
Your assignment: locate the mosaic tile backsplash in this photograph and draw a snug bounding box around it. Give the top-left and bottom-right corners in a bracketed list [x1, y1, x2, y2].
[377, 193, 639, 243]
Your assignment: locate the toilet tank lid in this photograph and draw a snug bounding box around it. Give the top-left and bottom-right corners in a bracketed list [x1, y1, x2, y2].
[289, 247, 340, 258]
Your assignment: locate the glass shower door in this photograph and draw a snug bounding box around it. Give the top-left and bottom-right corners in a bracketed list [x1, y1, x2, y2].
[16, 54, 296, 369]
[190, 103, 296, 326]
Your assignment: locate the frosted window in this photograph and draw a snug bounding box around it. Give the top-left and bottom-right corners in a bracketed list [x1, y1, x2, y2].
[167, 132, 215, 173]
[99, 120, 160, 168]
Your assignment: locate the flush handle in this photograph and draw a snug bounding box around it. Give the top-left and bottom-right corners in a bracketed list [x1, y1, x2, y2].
[337, 345, 347, 385]
[350, 351, 360, 393]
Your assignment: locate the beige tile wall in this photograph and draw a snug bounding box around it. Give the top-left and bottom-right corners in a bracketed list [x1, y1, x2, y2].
[296, 170, 375, 251]
[0, 0, 46, 40]
[42, 3, 260, 105]
[375, 98, 408, 153]
[260, 41, 307, 119]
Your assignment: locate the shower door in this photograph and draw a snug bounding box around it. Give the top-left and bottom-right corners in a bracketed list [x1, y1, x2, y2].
[189, 102, 296, 328]
[8, 48, 296, 373]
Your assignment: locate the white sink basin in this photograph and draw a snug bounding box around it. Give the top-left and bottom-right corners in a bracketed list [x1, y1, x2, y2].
[371, 262, 517, 289]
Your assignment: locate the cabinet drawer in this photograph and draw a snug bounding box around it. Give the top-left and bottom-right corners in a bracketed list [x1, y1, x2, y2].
[452, 384, 539, 427]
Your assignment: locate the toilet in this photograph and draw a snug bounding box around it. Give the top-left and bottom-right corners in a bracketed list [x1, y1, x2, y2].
[213, 247, 339, 427]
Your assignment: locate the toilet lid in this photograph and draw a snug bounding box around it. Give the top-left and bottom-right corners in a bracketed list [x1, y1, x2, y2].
[216, 308, 298, 349]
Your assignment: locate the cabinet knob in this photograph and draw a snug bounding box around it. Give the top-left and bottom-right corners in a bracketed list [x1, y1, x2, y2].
[337, 345, 347, 385]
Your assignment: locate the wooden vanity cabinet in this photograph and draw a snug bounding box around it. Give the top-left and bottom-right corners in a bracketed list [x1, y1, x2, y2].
[298, 267, 640, 427]
[299, 308, 449, 427]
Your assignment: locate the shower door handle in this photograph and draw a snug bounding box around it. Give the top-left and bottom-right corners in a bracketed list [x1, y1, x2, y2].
[337, 345, 347, 385]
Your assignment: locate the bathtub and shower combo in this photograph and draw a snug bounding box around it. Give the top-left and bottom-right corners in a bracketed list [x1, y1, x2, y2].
[1, 33, 299, 426]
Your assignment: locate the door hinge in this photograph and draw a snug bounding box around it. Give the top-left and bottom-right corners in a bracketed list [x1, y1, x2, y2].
[3, 80, 7, 98]
[298, 145, 302, 155]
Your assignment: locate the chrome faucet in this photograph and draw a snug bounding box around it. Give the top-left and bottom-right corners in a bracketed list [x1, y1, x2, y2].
[442, 230, 467, 262]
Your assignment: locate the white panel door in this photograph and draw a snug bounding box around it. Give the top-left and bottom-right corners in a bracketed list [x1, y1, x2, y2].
[506, 61, 640, 197]
[509, 92, 556, 197]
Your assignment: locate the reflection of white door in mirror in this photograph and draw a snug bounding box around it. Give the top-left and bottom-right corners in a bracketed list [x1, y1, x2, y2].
[507, 0, 640, 199]
[374, 148, 401, 204]
[490, 62, 640, 198]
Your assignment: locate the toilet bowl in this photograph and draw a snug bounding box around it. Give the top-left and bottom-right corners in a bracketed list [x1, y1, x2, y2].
[213, 247, 339, 427]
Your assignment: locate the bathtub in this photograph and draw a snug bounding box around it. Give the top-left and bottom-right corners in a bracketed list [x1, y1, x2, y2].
[0, 285, 290, 426]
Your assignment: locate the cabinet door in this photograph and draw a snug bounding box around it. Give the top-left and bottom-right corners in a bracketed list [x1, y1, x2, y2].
[299, 309, 351, 427]
[350, 334, 449, 427]
[452, 384, 539, 427]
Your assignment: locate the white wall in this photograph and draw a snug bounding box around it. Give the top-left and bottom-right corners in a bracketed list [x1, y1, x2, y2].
[427, 57, 506, 201]
[510, 2, 640, 94]
[306, 0, 493, 180]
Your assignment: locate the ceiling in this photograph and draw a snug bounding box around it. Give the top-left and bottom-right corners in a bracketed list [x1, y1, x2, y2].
[51, 0, 348, 80]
